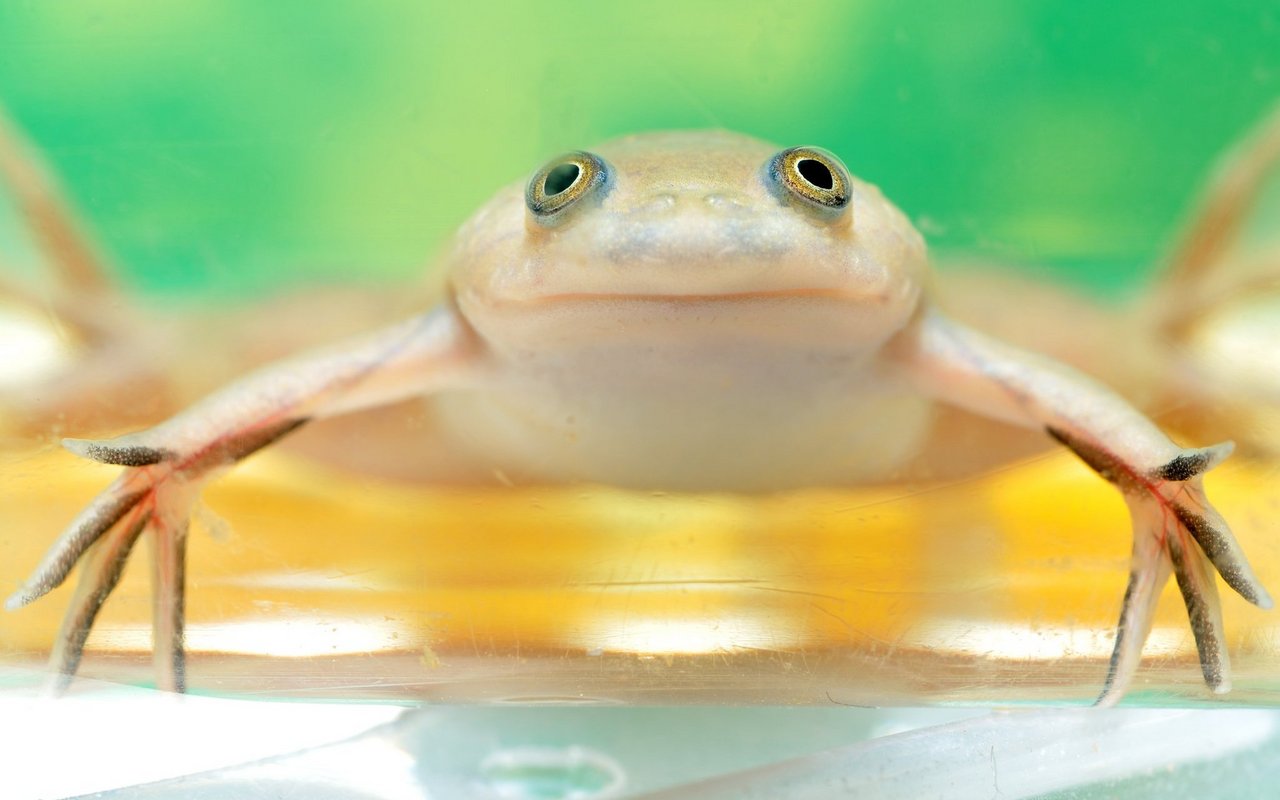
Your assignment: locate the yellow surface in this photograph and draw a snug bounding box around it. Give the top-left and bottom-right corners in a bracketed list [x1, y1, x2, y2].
[2, 441, 1278, 705]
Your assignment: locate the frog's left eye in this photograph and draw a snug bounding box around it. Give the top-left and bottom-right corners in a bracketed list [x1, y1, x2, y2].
[525, 151, 610, 225]
[765, 146, 851, 220]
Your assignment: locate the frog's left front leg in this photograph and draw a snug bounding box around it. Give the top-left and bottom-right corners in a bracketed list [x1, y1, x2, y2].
[9, 305, 482, 692]
[887, 307, 1273, 705]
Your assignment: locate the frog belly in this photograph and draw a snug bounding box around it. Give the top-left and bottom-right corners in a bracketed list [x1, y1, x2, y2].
[432, 350, 934, 491]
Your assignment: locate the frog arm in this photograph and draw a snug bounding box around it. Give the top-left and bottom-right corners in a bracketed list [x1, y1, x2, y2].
[1165, 100, 1280, 286]
[886, 307, 1272, 705]
[7, 304, 482, 692]
[0, 100, 112, 294]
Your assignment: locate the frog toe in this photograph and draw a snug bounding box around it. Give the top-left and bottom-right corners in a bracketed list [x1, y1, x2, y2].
[1096, 500, 1172, 707]
[6, 471, 152, 610]
[1170, 488, 1272, 609]
[45, 506, 151, 694]
[1167, 522, 1231, 694]
[63, 435, 171, 467]
[1148, 441, 1235, 482]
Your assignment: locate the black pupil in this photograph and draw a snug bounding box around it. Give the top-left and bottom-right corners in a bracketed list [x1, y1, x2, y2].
[544, 162, 581, 196]
[796, 158, 834, 190]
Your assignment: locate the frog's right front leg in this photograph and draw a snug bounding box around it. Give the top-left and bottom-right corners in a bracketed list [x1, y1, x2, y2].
[888, 307, 1272, 705]
[7, 304, 483, 692]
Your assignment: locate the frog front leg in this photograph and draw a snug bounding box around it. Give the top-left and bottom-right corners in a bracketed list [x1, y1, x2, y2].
[887, 306, 1272, 705]
[7, 305, 481, 692]
[0, 100, 112, 294]
[1164, 100, 1280, 287]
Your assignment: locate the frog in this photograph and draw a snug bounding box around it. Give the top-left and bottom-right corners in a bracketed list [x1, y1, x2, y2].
[3, 125, 1274, 707]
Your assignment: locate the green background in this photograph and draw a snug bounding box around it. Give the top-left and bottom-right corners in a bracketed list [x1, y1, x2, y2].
[0, 0, 1277, 299]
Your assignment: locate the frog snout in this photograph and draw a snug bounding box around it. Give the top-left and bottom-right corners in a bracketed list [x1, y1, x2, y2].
[630, 191, 758, 220]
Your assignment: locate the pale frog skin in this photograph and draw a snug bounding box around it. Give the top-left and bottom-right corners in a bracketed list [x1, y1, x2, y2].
[7, 129, 1275, 706]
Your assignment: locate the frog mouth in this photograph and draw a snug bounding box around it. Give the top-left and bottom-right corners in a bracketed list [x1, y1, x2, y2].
[455, 282, 919, 346]
[504, 286, 898, 306]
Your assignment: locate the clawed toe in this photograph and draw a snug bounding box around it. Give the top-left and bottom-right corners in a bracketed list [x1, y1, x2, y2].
[1167, 483, 1272, 609]
[63, 436, 170, 467]
[46, 507, 151, 693]
[1095, 501, 1171, 707]
[6, 471, 153, 611]
[1147, 441, 1234, 482]
[1166, 527, 1230, 694]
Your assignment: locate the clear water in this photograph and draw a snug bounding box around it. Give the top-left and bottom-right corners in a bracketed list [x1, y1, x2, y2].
[2, 4, 1279, 799]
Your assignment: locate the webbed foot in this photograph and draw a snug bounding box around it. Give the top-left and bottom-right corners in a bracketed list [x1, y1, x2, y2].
[1050, 431, 1272, 705]
[7, 436, 209, 693]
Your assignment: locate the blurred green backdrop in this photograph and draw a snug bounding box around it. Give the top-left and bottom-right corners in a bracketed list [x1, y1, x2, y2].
[0, 0, 1277, 298]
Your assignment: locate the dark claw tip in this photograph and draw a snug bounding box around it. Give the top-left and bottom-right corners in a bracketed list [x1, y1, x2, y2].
[1151, 453, 1208, 482]
[1149, 442, 1234, 482]
[63, 438, 168, 467]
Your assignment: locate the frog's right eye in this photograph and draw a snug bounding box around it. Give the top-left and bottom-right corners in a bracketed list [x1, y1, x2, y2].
[525, 151, 610, 226]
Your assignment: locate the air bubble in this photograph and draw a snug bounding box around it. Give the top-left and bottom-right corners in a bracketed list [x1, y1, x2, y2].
[476, 745, 625, 799]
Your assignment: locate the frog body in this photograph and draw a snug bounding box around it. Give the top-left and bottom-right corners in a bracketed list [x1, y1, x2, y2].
[6, 125, 1274, 705]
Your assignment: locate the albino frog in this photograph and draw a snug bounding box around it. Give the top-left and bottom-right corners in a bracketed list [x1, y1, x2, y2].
[6, 129, 1274, 706]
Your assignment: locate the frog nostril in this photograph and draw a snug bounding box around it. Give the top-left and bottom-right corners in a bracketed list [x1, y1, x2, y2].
[543, 163, 581, 196]
[704, 193, 751, 216]
[796, 158, 834, 190]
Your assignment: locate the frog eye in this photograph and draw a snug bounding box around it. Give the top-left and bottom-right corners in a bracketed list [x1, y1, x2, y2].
[525, 151, 610, 225]
[766, 146, 851, 220]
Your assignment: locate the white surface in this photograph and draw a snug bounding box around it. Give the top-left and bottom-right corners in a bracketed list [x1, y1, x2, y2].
[0, 669, 403, 800]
